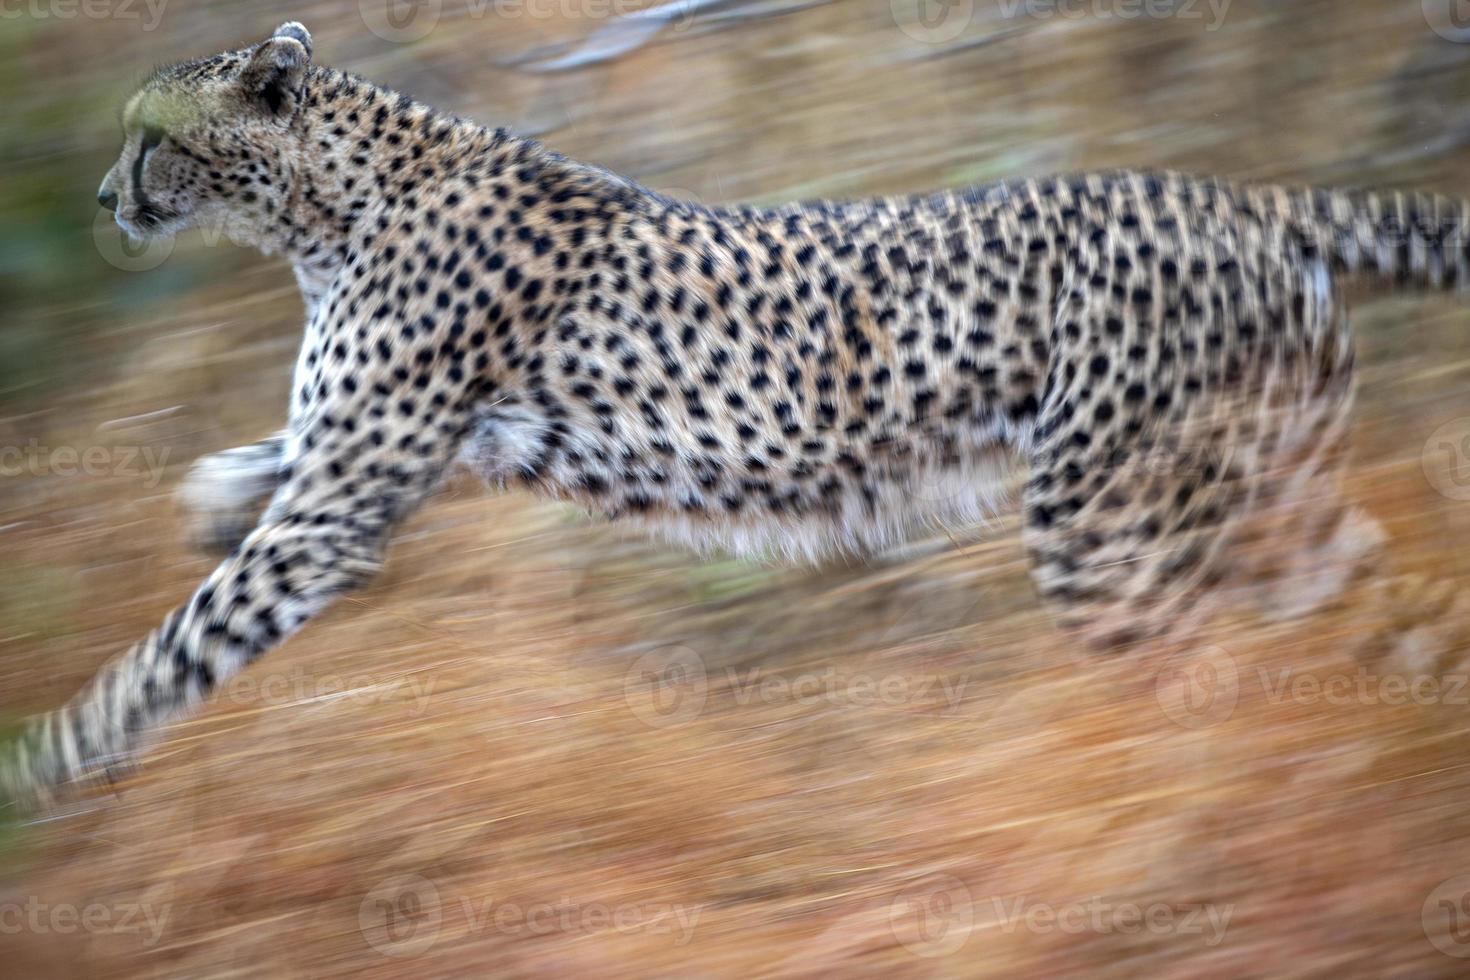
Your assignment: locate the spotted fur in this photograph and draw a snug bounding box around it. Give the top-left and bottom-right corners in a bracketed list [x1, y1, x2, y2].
[4, 22, 1467, 807]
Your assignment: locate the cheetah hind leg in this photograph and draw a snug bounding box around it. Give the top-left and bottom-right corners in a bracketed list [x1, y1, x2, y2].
[1218, 289, 1387, 623]
[1021, 411, 1262, 653]
[1229, 394, 1387, 623]
[1020, 255, 1380, 651]
[1232, 405, 1470, 670]
[176, 432, 287, 555]
[1020, 385, 1373, 650]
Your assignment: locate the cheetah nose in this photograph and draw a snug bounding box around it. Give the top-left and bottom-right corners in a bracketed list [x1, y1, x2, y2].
[98, 189, 119, 212]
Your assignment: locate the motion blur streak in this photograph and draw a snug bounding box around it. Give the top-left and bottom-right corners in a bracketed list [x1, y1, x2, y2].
[3, 2, 1470, 977]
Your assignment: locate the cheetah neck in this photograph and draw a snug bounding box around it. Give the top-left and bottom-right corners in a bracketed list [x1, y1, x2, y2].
[262, 66, 548, 310]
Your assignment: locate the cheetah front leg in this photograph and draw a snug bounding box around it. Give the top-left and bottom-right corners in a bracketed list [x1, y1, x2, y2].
[177, 431, 288, 555]
[2, 378, 470, 809]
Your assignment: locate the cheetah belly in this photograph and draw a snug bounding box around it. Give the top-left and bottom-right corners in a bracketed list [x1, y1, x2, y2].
[460, 408, 1016, 562]
[636, 446, 1017, 563]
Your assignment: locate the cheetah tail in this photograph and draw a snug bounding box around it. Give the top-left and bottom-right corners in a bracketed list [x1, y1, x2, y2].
[1254, 183, 1470, 292]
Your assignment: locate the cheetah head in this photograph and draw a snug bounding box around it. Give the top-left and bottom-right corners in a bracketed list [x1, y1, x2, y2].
[97, 22, 315, 244]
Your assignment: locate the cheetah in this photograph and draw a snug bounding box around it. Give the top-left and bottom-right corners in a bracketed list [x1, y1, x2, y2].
[3, 21, 1466, 808]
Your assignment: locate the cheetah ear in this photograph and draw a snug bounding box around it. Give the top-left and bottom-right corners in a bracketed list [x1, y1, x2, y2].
[241, 23, 312, 120]
[271, 22, 312, 57]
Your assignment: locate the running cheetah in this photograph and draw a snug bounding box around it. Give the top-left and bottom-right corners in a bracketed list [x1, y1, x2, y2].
[3, 21, 1465, 808]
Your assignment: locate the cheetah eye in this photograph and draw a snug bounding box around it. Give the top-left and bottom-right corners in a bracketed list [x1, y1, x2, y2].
[140, 124, 166, 158]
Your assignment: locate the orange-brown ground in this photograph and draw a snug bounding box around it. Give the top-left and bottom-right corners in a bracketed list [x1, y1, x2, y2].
[5, 2, 1470, 976]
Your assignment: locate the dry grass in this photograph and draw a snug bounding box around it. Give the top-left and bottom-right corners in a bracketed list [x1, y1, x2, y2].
[4, 294, 1470, 976]
[5, 1, 1470, 975]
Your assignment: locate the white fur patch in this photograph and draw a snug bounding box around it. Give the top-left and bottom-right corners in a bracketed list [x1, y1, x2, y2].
[457, 405, 597, 486]
[177, 440, 282, 519]
[625, 449, 1018, 564]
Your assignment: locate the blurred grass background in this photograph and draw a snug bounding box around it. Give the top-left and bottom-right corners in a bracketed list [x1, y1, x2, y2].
[5, 0, 1470, 976]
